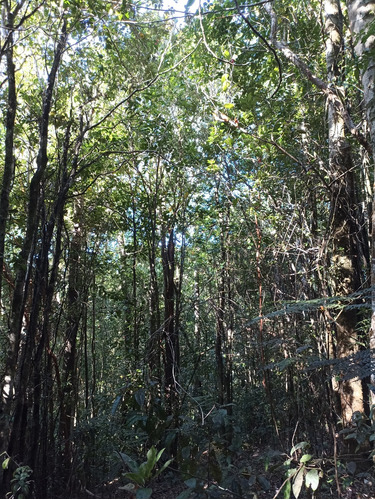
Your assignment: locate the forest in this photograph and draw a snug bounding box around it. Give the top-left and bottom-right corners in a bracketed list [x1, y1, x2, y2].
[1, 0, 375, 498]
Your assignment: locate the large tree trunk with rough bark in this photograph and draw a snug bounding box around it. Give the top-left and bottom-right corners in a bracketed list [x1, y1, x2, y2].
[324, 0, 369, 424]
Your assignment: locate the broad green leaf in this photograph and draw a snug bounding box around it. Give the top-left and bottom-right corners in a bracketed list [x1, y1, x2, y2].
[300, 454, 312, 463]
[136, 488, 153, 499]
[287, 468, 297, 478]
[134, 388, 145, 407]
[178, 489, 193, 498]
[224, 103, 234, 109]
[2, 458, 10, 470]
[155, 447, 165, 462]
[125, 472, 145, 487]
[146, 446, 157, 465]
[257, 475, 270, 491]
[139, 460, 153, 481]
[292, 467, 305, 498]
[347, 461, 356, 475]
[184, 0, 195, 9]
[305, 469, 319, 491]
[290, 442, 309, 455]
[111, 395, 122, 415]
[154, 459, 172, 479]
[118, 452, 138, 473]
[184, 478, 196, 489]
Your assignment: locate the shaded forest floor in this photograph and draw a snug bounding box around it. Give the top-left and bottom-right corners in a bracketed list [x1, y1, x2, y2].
[77, 446, 375, 499]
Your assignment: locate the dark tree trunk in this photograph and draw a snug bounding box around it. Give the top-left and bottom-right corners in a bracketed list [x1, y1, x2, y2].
[163, 229, 179, 414]
[0, 7, 16, 309]
[2, 25, 68, 495]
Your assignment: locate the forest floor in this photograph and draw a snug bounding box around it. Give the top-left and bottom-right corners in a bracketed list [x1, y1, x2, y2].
[84, 447, 375, 499]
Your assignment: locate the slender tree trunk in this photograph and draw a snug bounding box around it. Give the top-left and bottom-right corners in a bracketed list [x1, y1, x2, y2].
[162, 228, 179, 414]
[60, 197, 85, 492]
[132, 196, 139, 367]
[193, 269, 203, 394]
[91, 269, 97, 416]
[148, 235, 161, 382]
[216, 210, 227, 407]
[0, 6, 16, 309]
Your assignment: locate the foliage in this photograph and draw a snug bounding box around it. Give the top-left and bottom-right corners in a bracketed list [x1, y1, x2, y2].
[119, 446, 172, 498]
[0, 0, 374, 498]
[278, 442, 321, 499]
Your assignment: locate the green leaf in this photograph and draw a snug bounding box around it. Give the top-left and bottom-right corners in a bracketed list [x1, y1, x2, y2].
[292, 467, 305, 498]
[155, 447, 165, 463]
[300, 454, 312, 463]
[136, 488, 153, 499]
[111, 395, 122, 415]
[134, 388, 145, 407]
[118, 452, 138, 473]
[125, 471, 145, 487]
[2, 458, 10, 470]
[177, 489, 193, 498]
[347, 461, 356, 475]
[184, 478, 197, 489]
[139, 460, 153, 481]
[257, 475, 271, 491]
[184, 0, 195, 10]
[290, 441, 309, 455]
[305, 469, 319, 491]
[288, 468, 298, 478]
[146, 446, 157, 465]
[224, 103, 234, 109]
[283, 479, 291, 499]
[154, 459, 172, 479]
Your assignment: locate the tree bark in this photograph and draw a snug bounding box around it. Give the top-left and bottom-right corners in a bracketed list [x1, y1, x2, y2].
[324, 0, 368, 424]
[59, 196, 85, 493]
[0, 5, 16, 308]
[3, 20, 67, 473]
[5, 18, 67, 404]
[162, 228, 179, 414]
[346, 0, 375, 409]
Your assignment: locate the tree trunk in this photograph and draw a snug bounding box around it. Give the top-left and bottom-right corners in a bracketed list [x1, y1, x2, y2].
[59, 197, 85, 493]
[0, 5, 16, 309]
[162, 228, 179, 414]
[324, 0, 368, 424]
[346, 0, 375, 409]
[2, 25, 67, 494]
